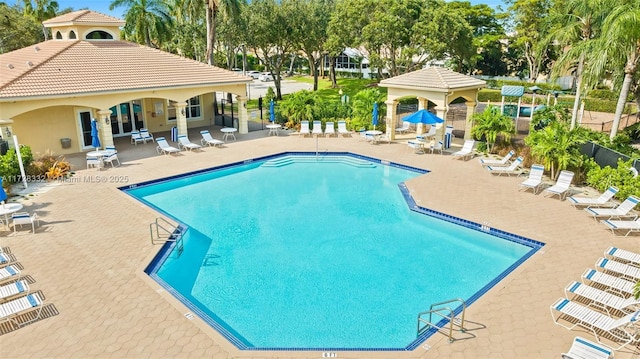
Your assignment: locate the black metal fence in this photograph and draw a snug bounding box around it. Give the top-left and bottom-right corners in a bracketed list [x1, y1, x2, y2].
[579, 141, 640, 171]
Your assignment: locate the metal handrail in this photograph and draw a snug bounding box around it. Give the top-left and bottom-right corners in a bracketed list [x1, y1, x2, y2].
[417, 298, 467, 343]
[149, 217, 181, 244]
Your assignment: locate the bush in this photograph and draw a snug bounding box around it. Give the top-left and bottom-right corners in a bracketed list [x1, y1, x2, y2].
[586, 159, 640, 200]
[26, 150, 71, 180]
[0, 145, 33, 184]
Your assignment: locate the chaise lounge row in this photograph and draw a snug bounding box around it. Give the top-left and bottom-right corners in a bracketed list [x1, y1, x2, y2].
[155, 130, 225, 155]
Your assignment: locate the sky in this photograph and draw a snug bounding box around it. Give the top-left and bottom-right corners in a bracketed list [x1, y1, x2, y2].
[14, 0, 508, 19]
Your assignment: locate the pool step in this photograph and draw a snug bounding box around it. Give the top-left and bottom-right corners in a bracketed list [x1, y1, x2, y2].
[262, 156, 376, 168]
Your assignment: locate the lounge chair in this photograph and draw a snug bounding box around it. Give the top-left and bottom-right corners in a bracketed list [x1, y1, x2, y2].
[451, 140, 475, 161]
[0, 265, 20, 283]
[519, 164, 545, 193]
[337, 121, 351, 137]
[424, 125, 436, 139]
[568, 187, 619, 208]
[565, 281, 640, 315]
[324, 122, 336, 137]
[479, 150, 515, 166]
[582, 268, 636, 297]
[604, 246, 640, 265]
[11, 212, 38, 235]
[542, 170, 575, 200]
[299, 121, 311, 137]
[487, 156, 523, 176]
[395, 121, 412, 134]
[177, 135, 202, 151]
[596, 257, 640, 281]
[601, 218, 640, 237]
[0, 292, 44, 328]
[140, 128, 154, 143]
[312, 121, 323, 136]
[561, 336, 614, 359]
[0, 253, 13, 265]
[550, 297, 640, 350]
[200, 130, 224, 147]
[0, 279, 29, 302]
[130, 131, 144, 145]
[585, 195, 639, 220]
[155, 137, 180, 155]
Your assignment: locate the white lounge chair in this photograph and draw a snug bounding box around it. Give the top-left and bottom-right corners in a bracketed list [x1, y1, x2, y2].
[550, 297, 640, 350]
[605, 247, 640, 265]
[11, 212, 38, 235]
[0, 253, 12, 266]
[0, 279, 29, 301]
[561, 336, 614, 359]
[596, 257, 640, 281]
[479, 150, 515, 166]
[395, 121, 412, 134]
[585, 195, 639, 220]
[451, 140, 475, 161]
[324, 122, 336, 137]
[299, 121, 311, 137]
[140, 129, 154, 143]
[543, 170, 574, 200]
[155, 137, 180, 155]
[582, 268, 636, 297]
[424, 125, 436, 139]
[519, 164, 545, 193]
[200, 130, 224, 147]
[312, 120, 323, 136]
[487, 156, 523, 176]
[565, 281, 640, 315]
[602, 218, 640, 237]
[0, 265, 20, 283]
[177, 135, 202, 151]
[568, 187, 619, 208]
[0, 292, 44, 328]
[130, 131, 144, 145]
[337, 121, 351, 137]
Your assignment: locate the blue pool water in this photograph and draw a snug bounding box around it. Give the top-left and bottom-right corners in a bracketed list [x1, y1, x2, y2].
[125, 153, 540, 350]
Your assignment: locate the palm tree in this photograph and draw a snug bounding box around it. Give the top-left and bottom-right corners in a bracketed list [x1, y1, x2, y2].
[109, 0, 172, 48]
[22, 0, 59, 40]
[470, 105, 515, 154]
[204, 0, 243, 65]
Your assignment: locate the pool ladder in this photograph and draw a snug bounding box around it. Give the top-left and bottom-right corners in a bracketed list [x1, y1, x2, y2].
[149, 217, 184, 254]
[416, 298, 467, 343]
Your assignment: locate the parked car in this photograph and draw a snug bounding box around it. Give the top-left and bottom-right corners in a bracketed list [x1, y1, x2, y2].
[259, 72, 274, 82]
[247, 70, 261, 79]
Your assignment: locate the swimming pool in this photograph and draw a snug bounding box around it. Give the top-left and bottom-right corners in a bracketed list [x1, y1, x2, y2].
[124, 152, 543, 351]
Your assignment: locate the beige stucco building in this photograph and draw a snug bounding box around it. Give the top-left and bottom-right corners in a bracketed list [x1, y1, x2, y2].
[0, 10, 252, 155]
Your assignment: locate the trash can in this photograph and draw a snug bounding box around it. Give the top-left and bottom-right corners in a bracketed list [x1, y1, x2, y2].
[60, 138, 71, 149]
[0, 139, 8, 155]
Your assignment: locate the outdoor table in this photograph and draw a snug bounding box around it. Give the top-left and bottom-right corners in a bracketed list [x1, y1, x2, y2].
[266, 124, 281, 136]
[365, 130, 383, 144]
[87, 150, 110, 167]
[221, 127, 237, 142]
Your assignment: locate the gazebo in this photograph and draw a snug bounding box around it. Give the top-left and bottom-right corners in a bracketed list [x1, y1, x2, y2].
[378, 67, 486, 141]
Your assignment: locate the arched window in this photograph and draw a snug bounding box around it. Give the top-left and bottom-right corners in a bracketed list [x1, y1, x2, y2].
[86, 30, 113, 40]
[69, 30, 77, 39]
[55, 31, 62, 39]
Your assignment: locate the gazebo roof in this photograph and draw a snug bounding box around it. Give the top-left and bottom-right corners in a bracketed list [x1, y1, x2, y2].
[379, 67, 486, 92]
[42, 10, 124, 27]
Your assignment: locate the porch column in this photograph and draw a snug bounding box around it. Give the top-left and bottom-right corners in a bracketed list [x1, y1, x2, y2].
[97, 109, 114, 148]
[416, 98, 429, 135]
[465, 101, 478, 140]
[175, 102, 188, 136]
[435, 106, 449, 142]
[385, 99, 398, 139]
[236, 95, 249, 134]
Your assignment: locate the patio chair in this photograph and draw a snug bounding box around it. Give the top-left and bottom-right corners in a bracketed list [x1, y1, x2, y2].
[0, 265, 20, 283]
[585, 195, 639, 220]
[430, 141, 444, 154]
[102, 146, 120, 167]
[130, 131, 144, 145]
[601, 218, 640, 237]
[155, 137, 180, 155]
[487, 157, 523, 176]
[200, 130, 224, 147]
[324, 122, 336, 137]
[550, 297, 640, 350]
[140, 128, 154, 143]
[377, 133, 392, 144]
[424, 125, 436, 139]
[451, 140, 475, 161]
[568, 187, 619, 208]
[407, 140, 425, 154]
[11, 212, 38, 235]
[299, 121, 311, 137]
[542, 170, 575, 200]
[337, 121, 352, 137]
[561, 336, 614, 359]
[604, 247, 640, 266]
[519, 164, 545, 193]
[596, 257, 640, 281]
[395, 121, 412, 134]
[479, 150, 515, 166]
[177, 135, 202, 151]
[582, 268, 636, 297]
[86, 155, 101, 169]
[0, 279, 29, 302]
[0, 292, 44, 328]
[564, 281, 640, 315]
[312, 121, 324, 137]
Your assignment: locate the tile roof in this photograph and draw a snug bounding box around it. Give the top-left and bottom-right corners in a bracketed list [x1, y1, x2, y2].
[379, 67, 486, 91]
[42, 10, 124, 26]
[0, 40, 252, 99]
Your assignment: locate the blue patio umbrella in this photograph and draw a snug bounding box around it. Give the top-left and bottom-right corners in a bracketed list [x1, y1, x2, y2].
[402, 109, 444, 125]
[372, 103, 379, 129]
[269, 100, 275, 123]
[90, 120, 101, 149]
[0, 178, 7, 205]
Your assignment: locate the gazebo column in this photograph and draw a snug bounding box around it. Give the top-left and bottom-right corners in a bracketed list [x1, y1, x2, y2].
[175, 102, 188, 136]
[97, 109, 114, 148]
[236, 95, 249, 134]
[464, 101, 477, 140]
[435, 106, 449, 142]
[416, 98, 429, 135]
[385, 100, 398, 139]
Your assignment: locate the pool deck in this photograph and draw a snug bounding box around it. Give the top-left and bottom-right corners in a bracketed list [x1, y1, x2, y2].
[1, 127, 639, 358]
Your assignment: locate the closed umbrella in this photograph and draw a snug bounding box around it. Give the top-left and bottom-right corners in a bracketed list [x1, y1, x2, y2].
[402, 109, 444, 125]
[0, 178, 7, 207]
[91, 120, 101, 150]
[372, 103, 379, 129]
[269, 100, 275, 123]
